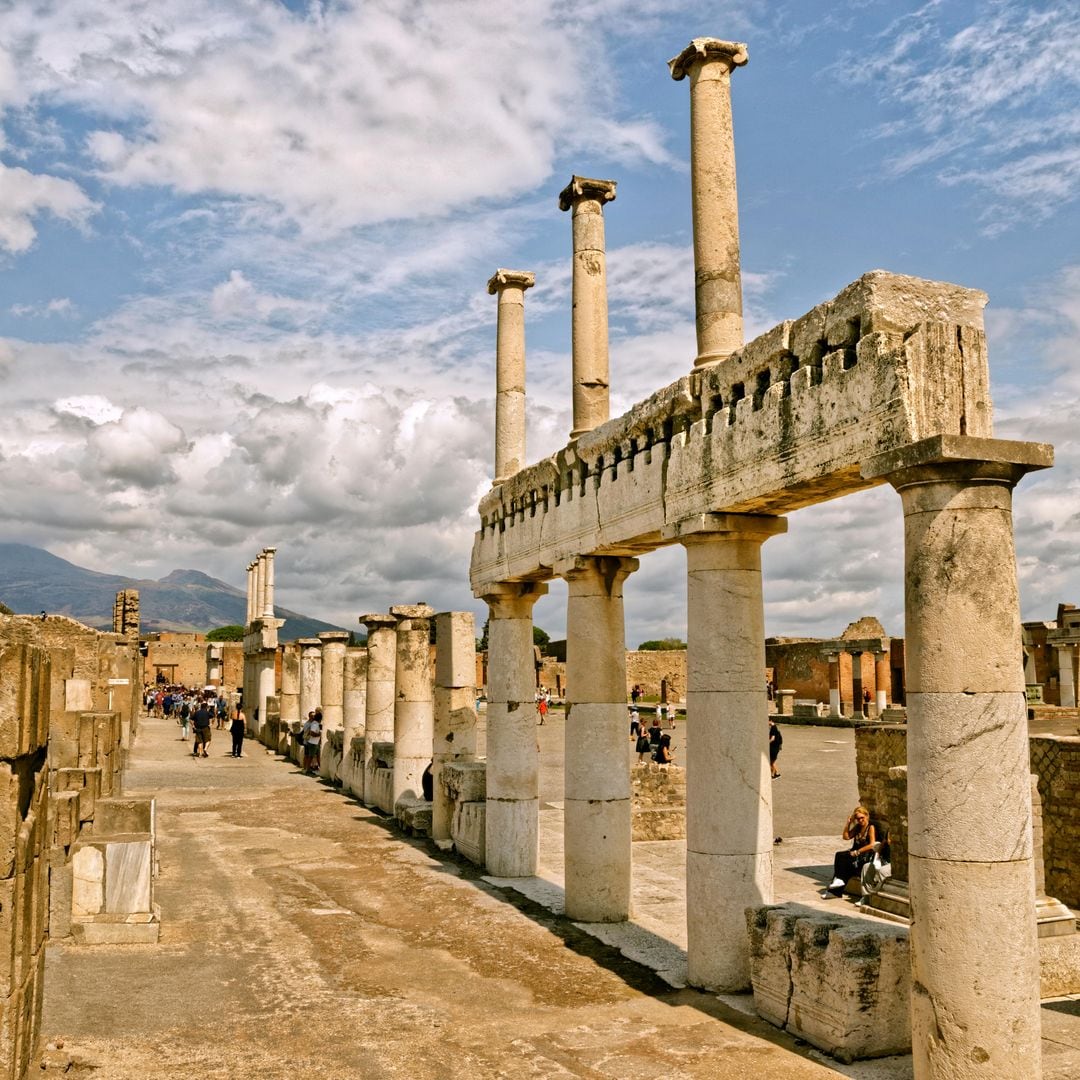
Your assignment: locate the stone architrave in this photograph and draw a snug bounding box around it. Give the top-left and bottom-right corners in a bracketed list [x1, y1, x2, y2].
[558, 175, 616, 440]
[433, 611, 477, 843]
[666, 512, 786, 991]
[557, 555, 638, 922]
[298, 638, 322, 723]
[389, 605, 435, 806]
[280, 642, 301, 725]
[487, 269, 536, 484]
[479, 582, 547, 877]
[359, 614, 398, 804]
[669, 38, 748, 366]
[863, 434, 1052, 1080]
[342, 646, 368, 747]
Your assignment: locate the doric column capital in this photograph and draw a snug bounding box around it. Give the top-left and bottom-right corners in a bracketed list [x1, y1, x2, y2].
[478, 581, 548, 620]
[555, 554, 639, 592]
[318, 630, 350, 646]
[558, 175, 617, 212]
[359, 613, 398, 633]
[668, 38, 748, 81]
[262, 546, 277, 556]
[662, 511, 787, 545]
[487, 268, 536, 295]
[298, 637, 322, 653]
[389, 603, 435, 628]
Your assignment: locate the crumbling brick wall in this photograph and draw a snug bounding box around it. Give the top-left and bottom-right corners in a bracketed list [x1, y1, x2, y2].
[0, 619, 50, 1080]
[631, 764, 686, 840]
[1030, 735, 1080, 908]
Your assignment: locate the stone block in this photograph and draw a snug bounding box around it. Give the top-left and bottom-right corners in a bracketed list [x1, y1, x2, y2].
[48, 862, 72, 939]
[65, 679, 93, 713]
[440, 761, 486, 802]
[50, 791, 79, 851]
[71, 845, 104, 916]
[748, 903, 911, 1063]
[71, 919, 160, 945]
[104, 840, 152, 914]
[395, 796, 432, 837]
[452, 801, 485, 865]
[93, 797, 152, 837]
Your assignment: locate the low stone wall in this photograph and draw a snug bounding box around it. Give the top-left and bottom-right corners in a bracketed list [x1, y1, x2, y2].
[748, 904, 910, 1063]
[630, 764, 686, 840]
[1031, 735, 1080, 908]
[338, 736, 365, 800]
[852, 724, 908, 877]
[367, 743, 395, 814]
[320, 730, 343, 784]
[442, 762, 486, 864]
[0, 621, 51, 1080]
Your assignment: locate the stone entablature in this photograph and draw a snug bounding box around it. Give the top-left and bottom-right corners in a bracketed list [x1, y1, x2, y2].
[472, 272, 992, 590]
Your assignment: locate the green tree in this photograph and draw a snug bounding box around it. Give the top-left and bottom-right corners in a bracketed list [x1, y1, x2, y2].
[206, 625, 245, 641]
[637, 637, 686, 651]
[476, 619, 551, 654]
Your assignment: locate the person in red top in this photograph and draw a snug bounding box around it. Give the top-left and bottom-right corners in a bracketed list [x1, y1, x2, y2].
[536, 696, 548, 725]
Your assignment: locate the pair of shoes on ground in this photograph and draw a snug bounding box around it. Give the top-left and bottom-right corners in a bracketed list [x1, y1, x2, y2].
[820, 877, 845, 899]
[771, 772, 780, 779]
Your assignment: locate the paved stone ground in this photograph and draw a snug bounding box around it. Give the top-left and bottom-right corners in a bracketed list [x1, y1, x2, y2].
[41, 710, 1080, 1078]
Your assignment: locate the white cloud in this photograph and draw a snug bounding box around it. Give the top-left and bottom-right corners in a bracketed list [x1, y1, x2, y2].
[0, 162, 97, 252]
[10, 297, 75, 317]
[209, 270, 323, 326]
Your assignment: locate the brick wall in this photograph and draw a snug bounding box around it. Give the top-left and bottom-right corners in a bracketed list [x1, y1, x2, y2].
[853, 724, 909, 877]
[631, 764, 686, 840]
[1031, 736, 1080, 907]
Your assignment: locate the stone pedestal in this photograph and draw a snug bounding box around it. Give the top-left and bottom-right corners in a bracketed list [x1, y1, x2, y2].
[558, 555, 638, 923]
[433, 611, 477, 843]
[360, 614, 398, 806]
[669, 38, 748, 366]
[864, 434, 1052, 1080]
[479, 582, 547, 877]
[487, 269, 535, 484]
[667, 512, 785, 991]
[559, 175, 616, 440]
[390, 605, 434, 807]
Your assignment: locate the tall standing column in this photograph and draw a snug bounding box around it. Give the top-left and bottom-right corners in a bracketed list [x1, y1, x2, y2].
[390, 604, 435, 806]
[433, 611, 477, 843]
[318, 630, 349, 779]
[360, 614, 398, 805]
[262, 547, 276, 619]
[256, 652, 275, 736]
[479, 582, 548, 877]
[487, 269, 536, 484]
[669, 38, 748, 367]
[1057, 646, 1076, 708]
[557, 555, 638, 922]
[255, 554, 267, 622]
[298, 638, 322, 722]
[666, 513, 786, 991]
[864, 434, 1051, 1079]
[874, 649, 890, 715]
[343, 646, 368, 747]
[851, 650, 865, 717]
[826, 651, 841, 717]
[246, 563, 256, 627]
[558, 175, 616, 440]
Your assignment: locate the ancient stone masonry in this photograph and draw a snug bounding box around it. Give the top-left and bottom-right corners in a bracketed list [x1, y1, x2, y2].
[111, 589, 140, 645]
[242, 547, 284, 740]
[0, 620, 49, 1080]
[471, 33, 1053, 1079]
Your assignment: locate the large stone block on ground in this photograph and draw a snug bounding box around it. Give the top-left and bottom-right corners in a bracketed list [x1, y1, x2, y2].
[748, 903, 910, 1063]
[92, 797, 152, 837]
[451, 801, 486, 866]
[440, 761, 486, 803]
[395, 796, 432, 836]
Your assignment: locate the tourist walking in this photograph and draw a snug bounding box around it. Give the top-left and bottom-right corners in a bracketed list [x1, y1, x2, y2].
[647, 718, 662, 749]
[191, 700, 213, 758]
[536, 695, 548, 725]
[666, 702, 677, 729]
[230, 709, 246, 758]
[769, 717, 782, 779]
[629, 707, 640, 738]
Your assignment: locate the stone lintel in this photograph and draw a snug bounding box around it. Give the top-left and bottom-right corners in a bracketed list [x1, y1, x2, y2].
[359, 613, 397, 631]
[668, 38, 748, 81]
[317, 631, 351, 644]
[389, 603, 435, 621]
[558, 175, 617, 212]
[1046, 630, 1080, 644]
[818, 637, 889, 655]
[661, 512, 787, 543]
[487, 268, 536, 295]
[862, 435, 1053, 484]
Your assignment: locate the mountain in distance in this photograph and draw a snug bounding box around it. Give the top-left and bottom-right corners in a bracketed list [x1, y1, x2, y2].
[0, 543, 349, 641]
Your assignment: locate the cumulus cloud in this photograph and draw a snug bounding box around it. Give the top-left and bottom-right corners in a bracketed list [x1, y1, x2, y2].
[0, 162, 97, 252]
[10, 297, 74, 318]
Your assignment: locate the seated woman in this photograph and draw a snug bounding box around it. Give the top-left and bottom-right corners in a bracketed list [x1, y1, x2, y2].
[654, 732, 673, 765]
[823, 806, 876, 897]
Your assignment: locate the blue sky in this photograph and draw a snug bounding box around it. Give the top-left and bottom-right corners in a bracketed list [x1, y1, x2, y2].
[0, 0, 1077, 645]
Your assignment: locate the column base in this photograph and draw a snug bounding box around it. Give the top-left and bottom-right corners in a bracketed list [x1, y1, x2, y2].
[484, 798, 539, 878]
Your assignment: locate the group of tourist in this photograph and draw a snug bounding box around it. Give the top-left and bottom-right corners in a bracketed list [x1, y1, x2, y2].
[143, 683, 247, 759]
[630, 710, 674, 765]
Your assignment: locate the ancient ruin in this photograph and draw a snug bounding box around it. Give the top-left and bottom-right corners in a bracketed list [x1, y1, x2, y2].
[469, 35, 1054, 1078]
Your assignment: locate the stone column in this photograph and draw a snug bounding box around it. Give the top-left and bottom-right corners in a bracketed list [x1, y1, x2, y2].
[557, 555, 638, 922]
[874, 649, 890, 715]
[246, 563, 256, 627]
[255, 554, 267, 622]
[256, 654, 275, 736]
[851, 650, 865, 717]
[479, 582, 548, 877]
[261, 547, 276, 619]
[1057, 646, 1076, 708]
[318, 631, 349, 731]
[280, 642, 301, 726]
[669, 38, 748, 367]
[826, 652, 841, 717]
[343, 646, 368, 747]
[359, 614, 397, 803]
[390, 604, 435, 807]
[487, 268, 536, 484]
[298, 638, 322, 722]
[433, 611, 477, 843]
[864, 434, 1052, 1079]
[667, 512, 786, 991]
[558, 175, 616, 440]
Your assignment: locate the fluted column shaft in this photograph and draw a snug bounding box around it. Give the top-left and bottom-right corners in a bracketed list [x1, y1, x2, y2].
[481, 583, 547, 876]
[559, 556, 638, 922]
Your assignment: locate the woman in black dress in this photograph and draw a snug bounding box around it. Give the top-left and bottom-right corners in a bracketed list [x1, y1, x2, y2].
[823, 806, 876, 896]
